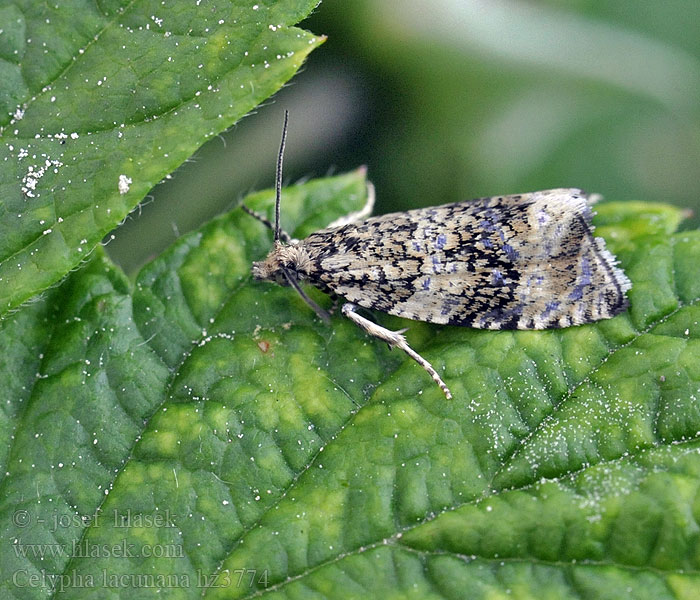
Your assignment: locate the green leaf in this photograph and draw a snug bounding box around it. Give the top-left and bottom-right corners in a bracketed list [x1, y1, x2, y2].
[0, 0, 324, 317]
[1, 170, 699, 599]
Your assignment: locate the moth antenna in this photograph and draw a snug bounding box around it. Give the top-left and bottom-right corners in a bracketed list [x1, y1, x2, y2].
[282, 268, 331, 324]
[241, 204, 291, 243]
[274, 109, 289, 243]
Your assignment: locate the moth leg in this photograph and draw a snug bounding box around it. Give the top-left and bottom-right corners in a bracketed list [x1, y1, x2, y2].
[326, 182, 376, 229]
[341, 302, 452, 399]
[240, 204, 293, 243]
[282, 270, 331, 324]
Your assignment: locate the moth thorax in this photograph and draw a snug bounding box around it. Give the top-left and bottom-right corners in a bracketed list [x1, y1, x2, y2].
[251, 242, 313, 283]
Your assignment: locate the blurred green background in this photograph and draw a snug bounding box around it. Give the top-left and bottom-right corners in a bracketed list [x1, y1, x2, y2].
[107, 0, 700, 274]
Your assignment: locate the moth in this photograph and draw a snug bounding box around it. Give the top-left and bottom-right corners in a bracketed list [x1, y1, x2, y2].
[244, 111, 631, 399]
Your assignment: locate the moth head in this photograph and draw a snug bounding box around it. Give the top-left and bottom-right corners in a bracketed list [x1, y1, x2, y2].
[252, 240, 329, 323]
[252, 242, 288, 286]
[252, 242, 311, 286]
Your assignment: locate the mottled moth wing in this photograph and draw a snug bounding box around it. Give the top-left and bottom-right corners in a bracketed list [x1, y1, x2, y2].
[301, 189, 631, 330]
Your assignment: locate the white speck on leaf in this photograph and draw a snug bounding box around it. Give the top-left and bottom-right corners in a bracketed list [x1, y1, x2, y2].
[118, 174, 132, 195]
